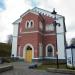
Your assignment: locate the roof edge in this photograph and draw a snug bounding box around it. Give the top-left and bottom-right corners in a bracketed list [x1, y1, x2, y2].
[12, 18, 22, 25]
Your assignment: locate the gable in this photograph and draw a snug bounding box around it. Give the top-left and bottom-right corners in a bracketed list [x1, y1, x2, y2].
[21, 11, 39, 21]
[13, 7, 66, 33]
[13, 10, 39, 25]
[20, 9, 39, 18]
[18, 12, 39, 33]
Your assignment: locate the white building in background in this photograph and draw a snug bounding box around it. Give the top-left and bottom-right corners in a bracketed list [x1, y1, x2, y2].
[66, 45, 75, 68]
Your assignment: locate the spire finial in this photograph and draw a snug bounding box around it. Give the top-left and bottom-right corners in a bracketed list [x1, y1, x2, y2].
[51, 8, 57, 14]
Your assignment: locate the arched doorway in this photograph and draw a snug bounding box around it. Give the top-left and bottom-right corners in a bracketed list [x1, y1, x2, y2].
[23, 44, 34, 63]
[25, 46, 32, 63]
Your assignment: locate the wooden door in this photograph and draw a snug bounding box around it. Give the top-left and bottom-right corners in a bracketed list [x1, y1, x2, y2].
[25, 50, 32, 63]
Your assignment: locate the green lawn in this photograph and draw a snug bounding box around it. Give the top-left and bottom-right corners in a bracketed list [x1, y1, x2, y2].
[37, 64, 68, 70]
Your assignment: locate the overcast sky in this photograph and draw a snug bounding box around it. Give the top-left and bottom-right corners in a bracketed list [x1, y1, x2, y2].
[0, 0, 75, 44]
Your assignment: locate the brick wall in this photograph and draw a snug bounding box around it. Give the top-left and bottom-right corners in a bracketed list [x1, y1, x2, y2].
[17, 12, 56, 58]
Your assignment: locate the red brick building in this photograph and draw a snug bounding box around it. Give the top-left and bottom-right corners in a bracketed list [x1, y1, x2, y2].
[12, 7, 66, 63]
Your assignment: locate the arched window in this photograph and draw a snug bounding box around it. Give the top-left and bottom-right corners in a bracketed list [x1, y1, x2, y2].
[27, 21, 29, 28]
[46, 44, 54, 57]
[46, 24, 54, 31]
[30, 20, 34, 28]
[25, 20, 34, 29]
[31, 21, 33, 27]
[26, 46, 32, 50]
[25, 20, 30, 28]
[47, 46, 53, 57]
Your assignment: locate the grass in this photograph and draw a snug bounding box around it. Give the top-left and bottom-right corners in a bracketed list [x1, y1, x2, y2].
[37, 64, 75, 71]
[37, 64, 68, 70]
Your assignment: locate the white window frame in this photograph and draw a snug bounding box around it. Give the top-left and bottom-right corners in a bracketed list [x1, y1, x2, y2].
[46, 44, 54, 57]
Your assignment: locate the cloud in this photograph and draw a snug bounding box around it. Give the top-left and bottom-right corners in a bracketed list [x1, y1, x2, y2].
[0, 0, 5, 11]
[0, 0, 75, 43]
[0, 0, 32, 42]
[28, 0, 39, 7]
[67, 22, 75, 32]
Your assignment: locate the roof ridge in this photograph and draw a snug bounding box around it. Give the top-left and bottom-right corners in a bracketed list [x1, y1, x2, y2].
[32, 7, 64, 18]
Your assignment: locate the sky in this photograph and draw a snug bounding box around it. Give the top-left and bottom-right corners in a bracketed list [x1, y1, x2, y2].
[0, 0, 75, 44]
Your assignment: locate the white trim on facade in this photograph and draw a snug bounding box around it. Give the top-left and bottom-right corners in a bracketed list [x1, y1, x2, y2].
[23, 43, 34, 59]
[20, 29, 64, 36]
[13, 18, 22, 24]
[12, 23, 19, 57]
[46, 44, 54, 57]
[21, 31, 39, 34]
[56, 17, 65, 59]
[20, 30, 56, 36]
[32, 57, 42, 59]
[45, 57, 56, 59]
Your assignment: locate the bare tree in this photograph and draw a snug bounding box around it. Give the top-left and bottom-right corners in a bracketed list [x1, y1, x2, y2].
[7, 35, 13, 45]
[70, 38, 75, 46]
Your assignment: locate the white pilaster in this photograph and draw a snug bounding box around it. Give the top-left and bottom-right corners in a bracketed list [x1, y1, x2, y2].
[56, 17, 65, 59]
[11, 23, 19, 57]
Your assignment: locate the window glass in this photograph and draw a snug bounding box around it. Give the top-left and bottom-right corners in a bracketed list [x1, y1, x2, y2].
[25, 21, 29, 28]
[26, 46, 32, 50]
[48, 46, 52, 52]
[47, 46, 53, 57]
[27, 21, 29, 28]
[31, 21, 33, 27]
[46, 24, 54, 31]
[30, 20, 34, 28]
